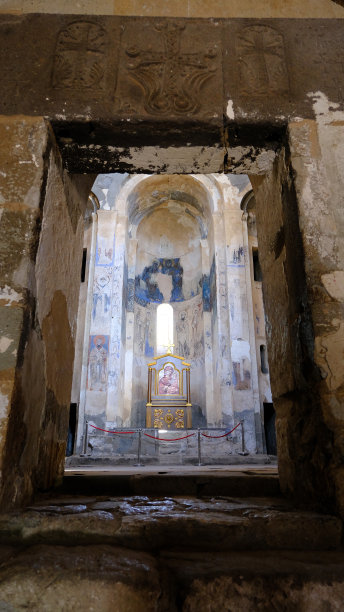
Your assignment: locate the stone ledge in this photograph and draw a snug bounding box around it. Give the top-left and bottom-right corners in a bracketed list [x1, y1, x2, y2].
[0, 495, 341, 552]
[1, 545, 344, 611]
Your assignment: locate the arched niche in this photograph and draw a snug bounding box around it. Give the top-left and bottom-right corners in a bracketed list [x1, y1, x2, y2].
[124, 175, 215, 427]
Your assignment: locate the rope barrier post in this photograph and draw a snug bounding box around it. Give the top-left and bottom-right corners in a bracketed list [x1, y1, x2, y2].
[197, 428, 202, 466]
[154, 428, 159, 456]
[135, 428, 143, 467]
[82, 420, 89, 456]
[238, 419, 248, 455]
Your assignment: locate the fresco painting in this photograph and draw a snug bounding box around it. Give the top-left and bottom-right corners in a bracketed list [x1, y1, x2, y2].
[232, 359, 251, 390]
[228, 245, 245, 268]
[95, 235, 115, 267]
[88, 335, 109, 392]
[92, 270, 112, 321]
[135, 258, 184, 304]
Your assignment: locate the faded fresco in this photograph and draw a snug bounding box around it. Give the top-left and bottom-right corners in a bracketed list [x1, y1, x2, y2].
[232, 359, 251, 390]
[135, 258, 185, 305]
[87, 334, 109, 392]
[134, 302, 155, 358]
[95, 235, 115, 267]
[92, 269, 112, 324]
[231, 339, 251, 391]
[174, 296, 203, 359]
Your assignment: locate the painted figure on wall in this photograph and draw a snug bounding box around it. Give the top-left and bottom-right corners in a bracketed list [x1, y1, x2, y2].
[159, 364, 180, 395]
[96, 236, 115, 266]
[135, 258, 184, 305]
[176, 310, 190, 358]
[88, 334, 109, 391]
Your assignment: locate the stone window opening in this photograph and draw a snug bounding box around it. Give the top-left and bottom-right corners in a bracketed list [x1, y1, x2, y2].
[80, 248, 87, 283]
[157, 303, 174, 355]
[260, 344, 269, 374]
[252, 247, 262, 281]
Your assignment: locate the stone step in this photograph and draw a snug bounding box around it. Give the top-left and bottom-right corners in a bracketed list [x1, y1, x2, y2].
[1, 545, 344, 612]
[0, 494, 341, 553]
[61, 468, 280, 498]
[67, 453, 275, 467]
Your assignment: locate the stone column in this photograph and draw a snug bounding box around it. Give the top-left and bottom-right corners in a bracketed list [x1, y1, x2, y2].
[200, 239, 215, 424]
[74, 211, 98, 453]
[223, 204, 261, 452]
[242, 212, 264, 453]
[212, 212, 233, 426]
[123, 237, 138, 425]
[106, 212, 126, 426]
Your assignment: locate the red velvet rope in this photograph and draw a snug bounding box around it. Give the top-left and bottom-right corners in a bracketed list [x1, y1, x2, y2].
[144, 432, 196, 441]
[88, 422, 241, 440]
[89, 424, 136, 434]
[201, 422, 241, 438]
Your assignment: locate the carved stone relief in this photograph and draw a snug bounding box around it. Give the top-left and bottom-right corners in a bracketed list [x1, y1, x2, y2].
[52, 21, 107, 90]
[236, 25, 289, 96]
[116, 21, 221, 117]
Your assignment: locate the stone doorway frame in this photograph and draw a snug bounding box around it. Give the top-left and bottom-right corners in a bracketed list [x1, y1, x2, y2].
[0, 13, 343, 519]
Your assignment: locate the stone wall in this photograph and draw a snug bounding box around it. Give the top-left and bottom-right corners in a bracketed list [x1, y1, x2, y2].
[288, 100, 344, 516]
[251, 111, 344, 514]
[0, 10, 343, 516]
[0, 117, 92, 509]
[0, 15, 343, 177]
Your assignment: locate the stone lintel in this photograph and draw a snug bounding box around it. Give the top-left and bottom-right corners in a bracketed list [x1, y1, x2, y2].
[0, 16, 343, 172]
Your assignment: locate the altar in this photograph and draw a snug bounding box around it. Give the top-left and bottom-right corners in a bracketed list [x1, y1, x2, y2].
[146, 353, 192, 429]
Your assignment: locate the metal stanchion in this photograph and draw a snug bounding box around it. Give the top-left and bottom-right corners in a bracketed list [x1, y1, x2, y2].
[154, 428, 159, 457]
[82, 420, 89, 456]
[135, 428, 143, 466]
[197, 428, 202, 466]
[238, 419, 248, 455]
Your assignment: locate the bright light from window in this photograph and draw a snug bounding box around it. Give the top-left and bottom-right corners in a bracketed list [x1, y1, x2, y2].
[157, 303, 173, 354]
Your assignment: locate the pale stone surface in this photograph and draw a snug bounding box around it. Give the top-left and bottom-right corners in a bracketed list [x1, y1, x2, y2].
[1, 0, 343, 17]
[0, 545, 162, 612]
[322, 271, 344, 301]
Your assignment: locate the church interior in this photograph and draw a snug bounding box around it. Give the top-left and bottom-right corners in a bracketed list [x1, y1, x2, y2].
[0, 0, 344, 609]
[70, 172, 272, 460]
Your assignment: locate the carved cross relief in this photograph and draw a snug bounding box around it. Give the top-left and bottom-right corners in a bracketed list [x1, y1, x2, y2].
[53, 21, 107, 90]
[123, 22, 218, 115]
[236, 25, 289, 96]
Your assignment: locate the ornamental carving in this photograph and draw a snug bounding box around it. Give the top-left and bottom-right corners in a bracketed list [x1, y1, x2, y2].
[52, 21, 107, 89]
[124, 22, 218, 115]
[236, 25, 289, 96]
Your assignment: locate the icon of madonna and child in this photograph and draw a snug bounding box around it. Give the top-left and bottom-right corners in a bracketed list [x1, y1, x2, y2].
[158, 364, 180, 395]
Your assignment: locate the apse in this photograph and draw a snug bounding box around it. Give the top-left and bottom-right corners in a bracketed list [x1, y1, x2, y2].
[130, 185, 209, 427]
[71, 172, 272, 456]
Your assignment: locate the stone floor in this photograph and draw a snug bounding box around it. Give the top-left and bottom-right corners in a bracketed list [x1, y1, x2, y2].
[0, 465, 343, 611]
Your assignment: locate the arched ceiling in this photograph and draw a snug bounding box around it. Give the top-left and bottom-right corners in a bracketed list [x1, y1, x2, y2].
[126, 175, 214, 236]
